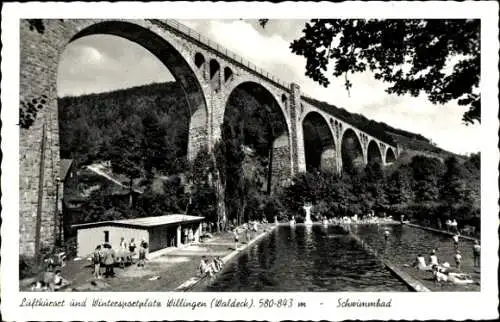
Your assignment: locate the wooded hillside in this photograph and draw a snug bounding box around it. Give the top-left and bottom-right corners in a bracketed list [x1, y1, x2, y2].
[60, 81, 456, 167]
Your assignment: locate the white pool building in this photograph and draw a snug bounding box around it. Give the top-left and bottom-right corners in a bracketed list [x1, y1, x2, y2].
[72, 214, 204, 258]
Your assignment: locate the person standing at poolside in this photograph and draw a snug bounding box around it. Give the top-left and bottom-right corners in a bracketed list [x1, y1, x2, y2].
[246, 225, 252, 243]
[188, 228, 194, 243]
[383, 230, 390, 242]
[137, 242, 146, 268]
[454, 250, 463, 270]
[445, 219, 452, 232]
[452, 233, 460, 250]
[451, 219, 459, 233]
[129, 238, 137, 263]
[103, 244, 115, 277]
[92, 245, 102, 279]
[473, 240, 481, 268]
[233, 229, 239, 250]
[430, 250, 439, 266]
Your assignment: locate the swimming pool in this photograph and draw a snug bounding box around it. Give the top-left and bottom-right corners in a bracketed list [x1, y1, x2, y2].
[195, 225, 411, 292]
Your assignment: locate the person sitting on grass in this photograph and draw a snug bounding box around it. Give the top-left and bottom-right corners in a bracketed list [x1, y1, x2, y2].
[411, 254, 433, 271]
[51, 269, 70, 290]
[210, 258, 220, 274]
[200, 258, 214, 278]
[31, 281, 49, 292]
[214, 256, 224, 272]
[432, 264, 477, 286]
[199, 256, 208, 276]
[429, 250, 439, 266]
[436, 262, 461, 274]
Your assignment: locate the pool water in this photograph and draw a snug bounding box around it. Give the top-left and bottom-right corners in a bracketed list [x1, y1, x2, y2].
[350, 224, 480, 291]
[197, 225, 411, 292]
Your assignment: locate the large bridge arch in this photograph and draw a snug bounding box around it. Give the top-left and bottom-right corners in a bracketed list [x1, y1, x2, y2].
[367, 140, 383, 164]
[385, 147, 396, 164]
[221, 81, 292, 192]
[340, 128, 364, 173]
[65, 20, 209, 160]
[302, 111, 337, 173]
[20, 19, 211, 256]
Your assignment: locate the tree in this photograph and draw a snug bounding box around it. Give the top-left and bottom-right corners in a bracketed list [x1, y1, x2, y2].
[109, 117, 144, 206]
[386, 164, 414, 206]
[410, 155, 445, 203]
[139, 176, 187, 217]
[364, 162, 388, 211]
[187, 147, 218, 223]
[289, 19, 480, 124]
[213, 140, 228, 230]
[440, 156, 475, 220]
[141, 110, 161, 175]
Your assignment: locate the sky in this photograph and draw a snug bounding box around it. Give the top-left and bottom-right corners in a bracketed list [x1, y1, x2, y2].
[57, 19, 480, 156]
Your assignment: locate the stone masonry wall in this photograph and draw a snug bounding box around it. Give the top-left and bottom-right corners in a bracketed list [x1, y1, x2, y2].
[20, 20, 68, 256]
[271, 134, 292, 189]
[289, 83, 305, 173]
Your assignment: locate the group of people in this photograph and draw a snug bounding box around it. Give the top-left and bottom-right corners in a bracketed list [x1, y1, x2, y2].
[445, 219, 459, 233]
[91, 237, 149, 279]
[232, 221, 259, 250]
[199, 256, 224, 279]
[410, 238, 481, 286]
[30, 269, 69, 292]
[30, 252, 70, 291]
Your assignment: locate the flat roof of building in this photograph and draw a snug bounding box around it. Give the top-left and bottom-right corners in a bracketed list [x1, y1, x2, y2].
[72, 214, 204, 230]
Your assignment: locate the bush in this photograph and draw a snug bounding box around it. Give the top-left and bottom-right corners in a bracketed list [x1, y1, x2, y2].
[262, 195, 285, 222]
[19, 255, 40, 280]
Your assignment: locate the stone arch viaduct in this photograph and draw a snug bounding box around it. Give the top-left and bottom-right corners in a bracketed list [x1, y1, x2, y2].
[19, 19, 399, 256]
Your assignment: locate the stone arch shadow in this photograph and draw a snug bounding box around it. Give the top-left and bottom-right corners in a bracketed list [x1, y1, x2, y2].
[302, 111, 337, 173]
[221, 80, 293, 191]
[385, 147, 396, 164]
[367, 140, 383, 164]
[340, 128, 364, 172]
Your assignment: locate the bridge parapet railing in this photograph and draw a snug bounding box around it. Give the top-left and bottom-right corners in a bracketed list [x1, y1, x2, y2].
[157, 19, 289, 90]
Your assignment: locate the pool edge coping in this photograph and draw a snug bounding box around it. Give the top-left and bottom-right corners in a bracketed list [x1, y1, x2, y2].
[174, 224, 278, 291]
[348, 228, 432, 292]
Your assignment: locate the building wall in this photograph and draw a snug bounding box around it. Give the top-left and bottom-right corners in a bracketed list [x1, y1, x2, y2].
[76, 226, 148, 258]
[149, 225, 177, 252]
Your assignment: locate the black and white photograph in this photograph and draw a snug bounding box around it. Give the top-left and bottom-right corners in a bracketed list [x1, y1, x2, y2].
[1, 1, 499, 321]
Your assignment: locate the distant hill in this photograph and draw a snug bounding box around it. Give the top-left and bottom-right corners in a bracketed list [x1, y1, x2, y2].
[58, 81, 190, 174]
[302, 96, 456, 160]
[59, 81, 457, 174]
